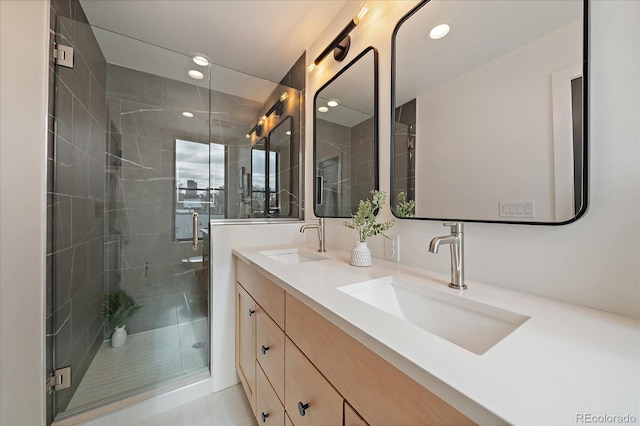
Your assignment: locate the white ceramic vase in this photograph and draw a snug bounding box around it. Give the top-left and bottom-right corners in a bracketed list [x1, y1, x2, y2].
[350, 241, 372, 267]
[111, 325, 128, 348]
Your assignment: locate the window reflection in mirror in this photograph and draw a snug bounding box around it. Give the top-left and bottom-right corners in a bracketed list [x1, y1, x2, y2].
[249, 116, 297, 218]
[268, 117, 295, 217]
[391, 0, 587, 224]
[314, 47, 378, 218]
[251, 138, 269, 217]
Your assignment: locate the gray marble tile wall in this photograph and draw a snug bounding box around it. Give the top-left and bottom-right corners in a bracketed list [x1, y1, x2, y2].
[394, 99, 416, 201]
[315, 119, 353, 217]
[350, 117, 376, 208]
[285, 53, 306, 217]
[243, 52, 304, 219]
[315, 115, 375, 216]
[105, 65, 220, 335]
[47, 0, 107, 417]
[105, 59, 305, 331]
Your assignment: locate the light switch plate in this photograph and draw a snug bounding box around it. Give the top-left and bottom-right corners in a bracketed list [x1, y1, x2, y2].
[499, 201, 535, 218]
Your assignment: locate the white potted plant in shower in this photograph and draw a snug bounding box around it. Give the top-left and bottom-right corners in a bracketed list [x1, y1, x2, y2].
[344, 190, 395, 267]
[102, 290, 142, 348]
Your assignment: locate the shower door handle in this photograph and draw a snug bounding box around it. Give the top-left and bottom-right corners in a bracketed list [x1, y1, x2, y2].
[192, 212, 199, 250]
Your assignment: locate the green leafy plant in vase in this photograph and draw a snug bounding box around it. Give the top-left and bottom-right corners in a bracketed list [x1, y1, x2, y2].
[102, 290, 142, 348]
[343, 190, 395, 266]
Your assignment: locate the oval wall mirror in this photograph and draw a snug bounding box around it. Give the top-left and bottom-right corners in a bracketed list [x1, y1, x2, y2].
[391, 0, 588, 224]
[314, 46, 379, 218]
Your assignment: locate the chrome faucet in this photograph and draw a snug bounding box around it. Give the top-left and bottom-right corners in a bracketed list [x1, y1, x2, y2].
[429, 222, 466, 290]
[300, 217, 325, 252]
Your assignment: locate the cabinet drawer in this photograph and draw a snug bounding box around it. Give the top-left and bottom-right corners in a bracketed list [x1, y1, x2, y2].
[285, 337, 342, 425]
[256, 363, 285, 426]
[286, 294, 473, 425]
[236, 283, 256, 414]
[257, 308, 285, 401]
[344, 402, 368, 426]
[237, 259, 285, 328]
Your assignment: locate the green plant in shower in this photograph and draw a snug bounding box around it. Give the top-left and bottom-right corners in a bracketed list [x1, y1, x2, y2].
[343, 190, 395, 242]
[394, 191, 415, 218]
[102, 290, 142, 329]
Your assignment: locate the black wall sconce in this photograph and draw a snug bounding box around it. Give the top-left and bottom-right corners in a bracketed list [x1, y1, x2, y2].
[246, 92, 289, 139]
[307, 3, 369, 72]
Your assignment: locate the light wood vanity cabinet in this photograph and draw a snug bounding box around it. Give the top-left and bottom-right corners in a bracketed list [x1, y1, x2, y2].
[236, 258, 473, 425]
[236, 259, 285, 328]
[236, 283, 256, 413]
[256, 363, 285, 425]
[256, 304, 285, 400]
[344, 402, 367, 426]
[237, 261, 287, 425]
[284, 337, 343, 425]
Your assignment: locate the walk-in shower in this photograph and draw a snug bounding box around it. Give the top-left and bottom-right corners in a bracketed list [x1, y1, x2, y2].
[47, 6, 302, 423]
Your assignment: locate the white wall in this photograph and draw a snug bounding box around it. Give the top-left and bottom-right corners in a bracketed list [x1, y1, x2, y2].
[305, 0, 640, 318]
[415, 20, 582, 222]
[209, 222, 305, 392]
[0, 1, 49, 425]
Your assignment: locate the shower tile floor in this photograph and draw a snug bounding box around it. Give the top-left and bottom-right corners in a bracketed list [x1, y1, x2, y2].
[67, 319, 209, 411]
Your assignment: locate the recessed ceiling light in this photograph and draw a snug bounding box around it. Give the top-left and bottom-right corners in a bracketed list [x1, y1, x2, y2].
[192, 55, 210, 66]
[318, 106, 329, 113]
[285, 130, 292, 136]
[182, 112, 194, 118]
[327, 100, 339, 107]
[429, 23, 451, 40]
[188, 70, 204, 80]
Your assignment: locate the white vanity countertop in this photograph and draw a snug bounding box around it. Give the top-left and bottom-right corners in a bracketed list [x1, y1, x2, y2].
[232, 244, 640, 425]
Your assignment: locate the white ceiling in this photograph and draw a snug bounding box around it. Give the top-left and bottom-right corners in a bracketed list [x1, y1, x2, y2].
[395, 0, 583, 105]
[79, 0, 349, 84]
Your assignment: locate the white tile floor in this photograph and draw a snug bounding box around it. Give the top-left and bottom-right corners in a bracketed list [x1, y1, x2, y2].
[131, 384, 255, 426]
[67, 320, 209, 411]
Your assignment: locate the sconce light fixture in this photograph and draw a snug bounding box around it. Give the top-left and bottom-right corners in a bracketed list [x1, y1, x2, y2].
[307, 3, 369, 72]
[246, 92, 289, 139]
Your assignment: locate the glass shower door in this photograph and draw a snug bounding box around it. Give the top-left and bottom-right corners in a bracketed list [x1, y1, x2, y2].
[49, 15, 211, 420]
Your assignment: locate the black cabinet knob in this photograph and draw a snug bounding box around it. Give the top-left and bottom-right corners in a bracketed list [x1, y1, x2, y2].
[261, 412, 269, 423]
[261, 345, 270, 355]
[298, 401, 309, 417]
[249, 309, 255, 316]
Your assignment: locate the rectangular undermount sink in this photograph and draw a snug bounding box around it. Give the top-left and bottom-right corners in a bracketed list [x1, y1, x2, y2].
[260, 248, 327, 265]
[338, 276, 530, 355]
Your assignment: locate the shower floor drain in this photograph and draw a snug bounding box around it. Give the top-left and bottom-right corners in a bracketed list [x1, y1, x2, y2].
[192, 341, 207, 349]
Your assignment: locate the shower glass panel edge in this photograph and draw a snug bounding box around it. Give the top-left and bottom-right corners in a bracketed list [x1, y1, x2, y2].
[50, 16, 211, 421]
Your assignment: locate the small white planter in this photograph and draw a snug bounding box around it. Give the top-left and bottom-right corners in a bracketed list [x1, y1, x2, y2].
[350, 241, 372, 267]
[111, 325, 128, 348]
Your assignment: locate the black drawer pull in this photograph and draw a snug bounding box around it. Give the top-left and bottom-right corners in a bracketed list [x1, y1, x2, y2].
[261, 412, 269, 423]
[298, 401, 309, 416]
[261, 345, 270, 355]
[249, 309, 255, 316]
